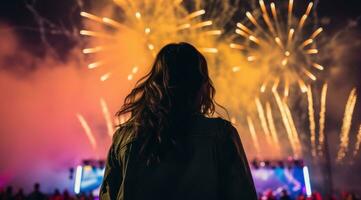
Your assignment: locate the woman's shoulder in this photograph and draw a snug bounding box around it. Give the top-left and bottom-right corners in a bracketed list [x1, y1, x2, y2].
[210, 117, 244, 157]
[196, 115, 238, 138]
[215, 117, 238, 139]
[111, 124, 135, 150]
[203, 115, 235, 128]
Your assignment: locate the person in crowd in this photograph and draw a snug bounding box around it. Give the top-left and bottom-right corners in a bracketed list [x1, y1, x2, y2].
[62, 189, 73, 200]
[88, 192, 95, 200]
[264, 190, 276, 200]
[280, 189, 292, 200]
[14, 188, 25, 200]
[343, 192, 360, 200]
[311, 192, 323, 200]
[78, 192, 87, 200]
[328, 194, 338, 200]
[49, 189, 62, 200]
[2, 186, 14, 200]
[0, 188, 3, 200]
[27, 183, 45, 200]
[296, 193, 306, 200]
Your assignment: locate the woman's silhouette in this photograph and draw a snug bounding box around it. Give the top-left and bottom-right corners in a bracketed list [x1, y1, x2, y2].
[100, 42, 257, 200]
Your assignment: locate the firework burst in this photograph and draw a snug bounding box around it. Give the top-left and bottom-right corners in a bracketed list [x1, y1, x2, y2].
[231, 0, 324, 96]
[80, 0, 221, 82]
[77, 0, 361, 162]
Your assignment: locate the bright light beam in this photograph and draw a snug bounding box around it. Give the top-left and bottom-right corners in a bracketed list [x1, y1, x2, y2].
[74, 165, 83, 194]
[303, 166, 312, 197]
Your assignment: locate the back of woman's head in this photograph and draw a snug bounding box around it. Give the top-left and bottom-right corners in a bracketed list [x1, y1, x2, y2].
[116, 42, 216, 160]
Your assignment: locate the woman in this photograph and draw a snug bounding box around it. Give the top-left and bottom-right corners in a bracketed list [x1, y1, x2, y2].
[100, 42, 257, 200]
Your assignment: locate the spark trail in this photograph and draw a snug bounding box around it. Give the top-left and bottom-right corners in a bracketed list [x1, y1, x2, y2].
[76, 113, 97, 150]
[353, 125, 361, 157]
[100, 98, 114, 138]
[307, 85, 317, 157]
[255, 98, 273, 146]
[318, 83, 327, 156]
[337, 88, 357, 161]
[247, 116, 261, 157]
[265, 102, 281, 157]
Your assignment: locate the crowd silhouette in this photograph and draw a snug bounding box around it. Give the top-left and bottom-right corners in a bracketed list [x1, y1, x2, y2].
[0, 183, 95, 200]
[257, 189, 360, 200]
[0, 183, 359, 200]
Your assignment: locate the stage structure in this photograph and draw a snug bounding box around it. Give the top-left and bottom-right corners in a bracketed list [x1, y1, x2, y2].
[72, 159, 312, 198]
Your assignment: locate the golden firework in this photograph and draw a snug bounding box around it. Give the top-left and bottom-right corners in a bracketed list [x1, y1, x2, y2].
[80, 0, 222, 82]
[231, 0, 324, 96]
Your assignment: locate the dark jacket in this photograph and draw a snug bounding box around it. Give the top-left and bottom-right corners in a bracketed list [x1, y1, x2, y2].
[100, 115, 257, 200]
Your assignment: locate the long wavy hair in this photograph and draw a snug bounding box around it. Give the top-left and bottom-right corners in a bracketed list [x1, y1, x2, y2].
[116, 42, 218, 162]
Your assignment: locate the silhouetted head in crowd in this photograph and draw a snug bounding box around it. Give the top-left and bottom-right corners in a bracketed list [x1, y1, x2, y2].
[34, 183, 40, 192]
